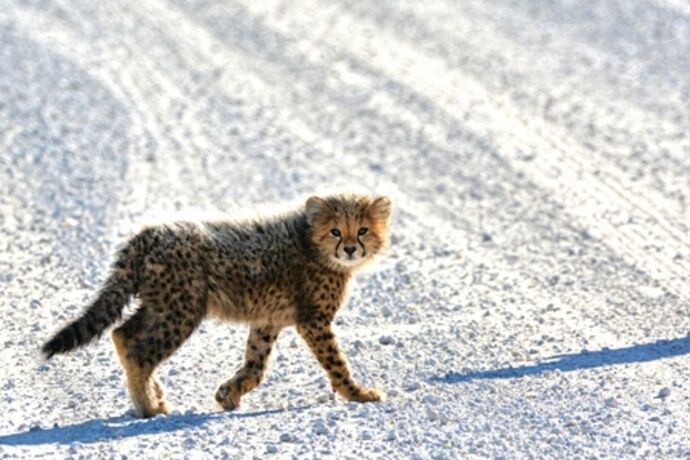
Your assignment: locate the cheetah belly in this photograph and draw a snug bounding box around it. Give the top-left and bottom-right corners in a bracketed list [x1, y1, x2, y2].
[207, 283, 296, 327]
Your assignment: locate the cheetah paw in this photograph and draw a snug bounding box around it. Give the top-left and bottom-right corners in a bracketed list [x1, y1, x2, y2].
[350, 387, 385, 403]
[215, 383, 241, 411]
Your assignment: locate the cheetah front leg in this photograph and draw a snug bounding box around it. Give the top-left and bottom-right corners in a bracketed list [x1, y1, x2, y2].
[215, 325, 281, 410]
[297, 320, 383, 403]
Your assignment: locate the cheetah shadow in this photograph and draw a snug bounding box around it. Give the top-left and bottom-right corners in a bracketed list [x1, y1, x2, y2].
[431, 335, 690, 383]
[0, 405, 315, 446]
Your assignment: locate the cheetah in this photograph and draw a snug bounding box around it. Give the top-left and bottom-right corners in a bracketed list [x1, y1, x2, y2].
[42, 194, 392, 418]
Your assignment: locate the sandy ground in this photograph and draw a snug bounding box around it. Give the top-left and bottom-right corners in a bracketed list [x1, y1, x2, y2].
[1, 0, 689, 458]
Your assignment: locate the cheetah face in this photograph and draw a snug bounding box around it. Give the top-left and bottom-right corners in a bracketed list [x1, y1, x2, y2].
[306, 194, 392, 270]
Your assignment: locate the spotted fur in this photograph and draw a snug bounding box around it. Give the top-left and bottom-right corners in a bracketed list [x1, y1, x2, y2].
[42, 194, 392, 417]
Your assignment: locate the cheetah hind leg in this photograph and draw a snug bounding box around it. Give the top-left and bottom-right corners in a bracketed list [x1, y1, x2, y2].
[111, 284, 206, 418]
[112, 328, 171, 418]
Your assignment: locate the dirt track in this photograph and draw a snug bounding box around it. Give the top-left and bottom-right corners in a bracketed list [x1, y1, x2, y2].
[1, 1, 689, 457]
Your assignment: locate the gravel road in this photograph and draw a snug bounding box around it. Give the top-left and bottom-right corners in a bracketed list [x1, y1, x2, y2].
[1, 0, 689, 458]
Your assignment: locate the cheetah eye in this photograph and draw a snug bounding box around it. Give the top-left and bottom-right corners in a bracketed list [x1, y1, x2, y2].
[358, 227, 368, 236]
[330, 228, 341, 237]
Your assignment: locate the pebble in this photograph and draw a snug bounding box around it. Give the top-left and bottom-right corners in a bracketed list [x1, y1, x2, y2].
[422, 395, 440, 405]
[279, 433, 296, 443]
[379, 335, 395, 345]
[316, 394, 331, 404]
[656, 387, 670, 399]
[312, 418, 328, 435]
[478, 382, 496, 394]
[355, 405, 370, 418]
[403, 381, 421, 392]
[266, 444, 278, 454]
[604, 397, 618, 408]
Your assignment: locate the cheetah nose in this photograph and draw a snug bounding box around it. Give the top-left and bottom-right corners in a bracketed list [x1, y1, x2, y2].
[344, 245, 356, 256]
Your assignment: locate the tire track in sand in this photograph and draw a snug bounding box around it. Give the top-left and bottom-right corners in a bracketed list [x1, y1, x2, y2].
[4, 7, 159, 225]
[237, 0, 690, 304]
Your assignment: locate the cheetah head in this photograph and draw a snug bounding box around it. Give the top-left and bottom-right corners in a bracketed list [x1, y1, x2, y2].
[306, 194, 392, 271]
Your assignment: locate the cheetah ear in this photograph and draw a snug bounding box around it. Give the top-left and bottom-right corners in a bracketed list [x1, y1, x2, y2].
[371, 196, 392, 220]
[305, 196, 327, 223]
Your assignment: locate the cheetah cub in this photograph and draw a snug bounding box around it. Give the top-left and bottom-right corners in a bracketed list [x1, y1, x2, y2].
[42, 194, 392, 418]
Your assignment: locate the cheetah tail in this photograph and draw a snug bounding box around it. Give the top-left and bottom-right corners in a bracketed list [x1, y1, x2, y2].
[41, 230, 153, 359]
